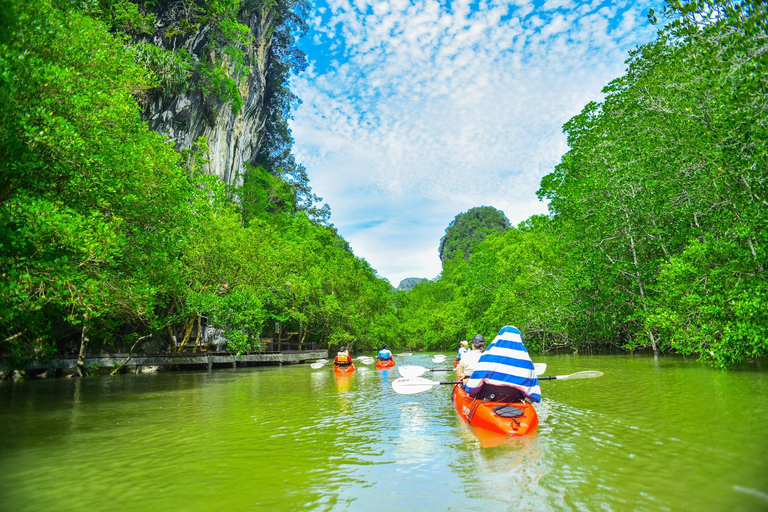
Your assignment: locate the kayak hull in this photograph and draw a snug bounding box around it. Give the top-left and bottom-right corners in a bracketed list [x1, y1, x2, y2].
[451, 385, 538, 436]
[333, 363, 356, 374]
[375, 359, 396, 369]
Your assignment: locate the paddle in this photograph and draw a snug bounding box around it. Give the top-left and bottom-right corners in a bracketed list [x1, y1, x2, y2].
[391, 370, 603, 394]
[391, 377, 462, 395]
[538, 371, 603, 380]
[397, 363, 548, 378]
[312, 357, 366, 369]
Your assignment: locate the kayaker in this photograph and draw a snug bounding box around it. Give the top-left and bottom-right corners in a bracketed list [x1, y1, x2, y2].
[456, 337, 485, 379]
[334, 346, 352, 368]
[377, 344, 393, 361]
[464, 326, 541, 403]
[455, 340, 469, 362]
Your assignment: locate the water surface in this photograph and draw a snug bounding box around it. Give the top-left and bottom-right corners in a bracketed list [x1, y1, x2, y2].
[1, 354, 766, 511]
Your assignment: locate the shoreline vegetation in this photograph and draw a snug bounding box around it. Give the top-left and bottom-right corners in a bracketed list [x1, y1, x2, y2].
[1, 0, 766, 376]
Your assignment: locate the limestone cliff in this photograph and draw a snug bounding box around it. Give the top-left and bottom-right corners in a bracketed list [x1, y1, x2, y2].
[137, 2, 279, 188]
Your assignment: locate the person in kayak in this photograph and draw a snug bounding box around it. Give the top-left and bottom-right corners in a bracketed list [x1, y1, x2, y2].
[463, 326, 541, 403]
[334, 346, 352, 368]
[377, 344, 393, 362]
[456, 336, 485, 379]
[455, 340, 469, 364]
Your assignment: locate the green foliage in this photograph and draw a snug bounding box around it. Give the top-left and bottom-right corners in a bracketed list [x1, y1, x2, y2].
[535, 0, 768, 366]
[199, 60, 243, 115]
[392, 0, 767, 367]
[0, 0, 195, 362]
[131, 44, 192, 95]
[439, 206, 511, 263]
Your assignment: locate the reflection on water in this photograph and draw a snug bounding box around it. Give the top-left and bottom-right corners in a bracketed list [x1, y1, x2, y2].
[1, 354, 767, 511]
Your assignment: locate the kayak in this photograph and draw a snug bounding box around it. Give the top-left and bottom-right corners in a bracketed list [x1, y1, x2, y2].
[376, 358, 396, 369]
[451, 384, 538, 436]
[333, 363, 356, 374]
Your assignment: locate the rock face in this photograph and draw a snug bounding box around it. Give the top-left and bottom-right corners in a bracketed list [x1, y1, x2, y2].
[397, 277, 427, 292]
[139, 3, 278, 188]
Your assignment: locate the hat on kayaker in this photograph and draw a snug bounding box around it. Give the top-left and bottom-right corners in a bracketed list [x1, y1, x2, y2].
[340, 346, 346, 351]
[381, 344, 388, 349]
[471, 334, 485, 345]
[460, 340, 468, 346]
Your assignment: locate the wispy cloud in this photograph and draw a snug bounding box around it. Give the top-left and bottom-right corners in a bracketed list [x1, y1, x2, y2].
[291, 0, 661, 286]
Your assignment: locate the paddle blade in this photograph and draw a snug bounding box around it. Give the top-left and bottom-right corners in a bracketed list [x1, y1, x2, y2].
[391, 377, 440, 395]
[358, 358, 375, 365]
[310, 362, 325, 369]
[558, 371, 603, 380]
[397, 365, 427, 378]
[534, 363, 547, 375]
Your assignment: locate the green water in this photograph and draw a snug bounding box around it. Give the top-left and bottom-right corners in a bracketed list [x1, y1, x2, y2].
[1, 354, 767, 511]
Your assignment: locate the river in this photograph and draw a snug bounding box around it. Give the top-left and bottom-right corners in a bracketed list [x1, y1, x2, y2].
[1, 353, 767, 511]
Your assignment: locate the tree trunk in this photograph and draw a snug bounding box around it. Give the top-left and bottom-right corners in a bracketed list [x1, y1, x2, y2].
[166, 324, 176, 351]
[176, 314, 197, 353]
[193, 315, 202, 353]
[74, 313, 90, 378]
[623, 206, 659, 357]
[111, 334, 151, 375]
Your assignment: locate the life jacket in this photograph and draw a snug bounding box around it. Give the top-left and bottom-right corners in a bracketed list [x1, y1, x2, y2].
[335, 352, 351, 365]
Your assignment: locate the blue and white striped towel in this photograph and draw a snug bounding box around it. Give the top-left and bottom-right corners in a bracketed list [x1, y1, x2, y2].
[463, 325, 541, 403]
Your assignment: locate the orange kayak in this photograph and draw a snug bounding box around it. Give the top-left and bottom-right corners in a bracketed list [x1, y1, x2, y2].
[375, 358, 396, 369]
[333, 363, 356, 374]
[451, 384, 538, 436]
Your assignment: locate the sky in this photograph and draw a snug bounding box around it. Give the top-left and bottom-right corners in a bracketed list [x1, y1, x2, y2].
[289, 0, 663, 287]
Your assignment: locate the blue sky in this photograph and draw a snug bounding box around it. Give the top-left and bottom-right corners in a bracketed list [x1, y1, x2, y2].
[289, 0, 662, 287]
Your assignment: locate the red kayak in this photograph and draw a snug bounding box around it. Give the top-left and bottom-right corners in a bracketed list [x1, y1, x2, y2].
[375, 358, 396, 369]
[333, 363, 356, 374]
[451, 384, 538, 436]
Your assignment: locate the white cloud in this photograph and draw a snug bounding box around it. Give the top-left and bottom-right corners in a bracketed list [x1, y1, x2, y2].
[291, 0, 662, 286]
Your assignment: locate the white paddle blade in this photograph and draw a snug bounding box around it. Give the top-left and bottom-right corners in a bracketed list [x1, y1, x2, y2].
[358, 358, 375, 365]
[310, 362, 325, 369]
[558, 371, 604, 380]
[391, 377, 440, 395]
[534, 363, 547, 375]
[397, 365, 427, 378]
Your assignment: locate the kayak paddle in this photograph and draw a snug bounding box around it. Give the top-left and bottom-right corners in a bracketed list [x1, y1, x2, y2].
[538, 371, 603, 380]
[391, 377, 462, 395]
[397, 363, 548, 379]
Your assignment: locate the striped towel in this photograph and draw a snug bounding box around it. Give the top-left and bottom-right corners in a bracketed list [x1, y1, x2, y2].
[463, 325, 541, 403]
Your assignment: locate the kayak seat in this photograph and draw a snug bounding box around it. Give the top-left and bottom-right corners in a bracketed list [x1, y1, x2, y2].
[493, 405, 524, 418]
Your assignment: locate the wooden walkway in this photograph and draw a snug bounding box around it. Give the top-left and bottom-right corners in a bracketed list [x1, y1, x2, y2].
[0, 349, 328, 375]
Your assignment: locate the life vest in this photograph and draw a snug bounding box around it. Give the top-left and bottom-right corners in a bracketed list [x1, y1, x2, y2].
[335, 353, 351, 365]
